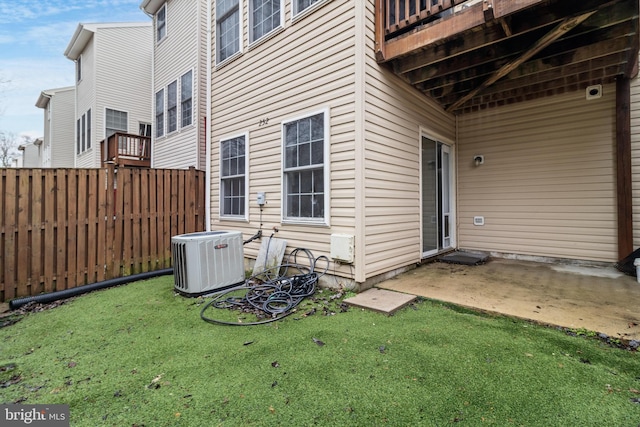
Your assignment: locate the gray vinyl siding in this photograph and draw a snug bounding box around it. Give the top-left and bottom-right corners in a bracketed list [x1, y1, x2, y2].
[96, 26, 152, 166]
[73, 24, 152, 168]
[362, 0, 455, 280]
[152, 0, 204, 170]
[75, 37, 97, 168]
[49, 87, 75, 168]
[457, 86, 617, 262]
[632, 59, 640, 249]
[211, 0, 357, 266]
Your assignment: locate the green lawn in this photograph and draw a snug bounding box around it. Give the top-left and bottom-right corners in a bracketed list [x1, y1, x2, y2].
[1, 276, 639, 426]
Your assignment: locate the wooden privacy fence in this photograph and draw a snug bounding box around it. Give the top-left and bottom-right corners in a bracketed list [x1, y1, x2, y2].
[0, 165, 206, 302]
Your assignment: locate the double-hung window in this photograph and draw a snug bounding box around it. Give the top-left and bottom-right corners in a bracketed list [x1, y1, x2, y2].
[156, 5, 166, 42]
[155, 89, 164, 138]
[220, 135, 247, 218]
[76, 109, 92, 154]
[250, 0, 282, 43]
[167, 81, 177, 133]
[216, 0, 240, 63]
[293, 0, 321, 17]
[180, 71, 192, 128]
[283, 111, 327, 222]
[105, 108, 127, 139]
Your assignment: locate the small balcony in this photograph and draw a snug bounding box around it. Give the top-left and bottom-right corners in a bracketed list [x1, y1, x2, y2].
[101, 132, 151, 168]
[375, 0, 639, 113]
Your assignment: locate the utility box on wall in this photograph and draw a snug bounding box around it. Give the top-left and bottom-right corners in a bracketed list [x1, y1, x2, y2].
[330, 233, 355, 264]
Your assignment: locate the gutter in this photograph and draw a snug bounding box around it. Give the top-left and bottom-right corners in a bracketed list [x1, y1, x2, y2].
[205, 0, 212, 231]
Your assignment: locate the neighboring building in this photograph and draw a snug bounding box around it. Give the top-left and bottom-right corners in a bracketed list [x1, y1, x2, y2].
[64, 22, 153, 168]
[35, 86, 76, 168]
[207, 0, 639, 289]
[140, 0, 208, 170]
[18, 138, 42, 168]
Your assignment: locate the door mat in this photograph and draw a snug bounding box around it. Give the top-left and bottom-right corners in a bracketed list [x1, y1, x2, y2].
[438, 251, 489, 266]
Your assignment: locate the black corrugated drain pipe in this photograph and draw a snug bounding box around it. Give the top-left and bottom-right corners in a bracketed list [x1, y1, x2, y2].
[9, 268, 174, 311]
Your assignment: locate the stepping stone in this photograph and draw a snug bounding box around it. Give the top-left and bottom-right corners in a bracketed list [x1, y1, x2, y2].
[344, 288, 417, 315]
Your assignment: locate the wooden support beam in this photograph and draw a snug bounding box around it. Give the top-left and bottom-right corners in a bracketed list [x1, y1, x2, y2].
[374, 0, 387, 61]
[483, 0, 494, 21]
[616, 76, 633, 260]
[446, 10, 596, 112]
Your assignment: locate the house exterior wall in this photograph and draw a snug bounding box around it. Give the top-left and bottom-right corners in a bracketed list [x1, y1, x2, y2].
[47, 87, 75, 168]
[20, 142, 42, 167]
[209, 0, 455, 285]
[362, 0, 455, 280]
[457, 86, 617, 262]
[73, 24, 152, 168]
[631, 61, 640, 249]
[96, 26, 153, 166]
[210, 0, 357, 272]
[75, 35, 97, 168]
[151, 0, 206, 170]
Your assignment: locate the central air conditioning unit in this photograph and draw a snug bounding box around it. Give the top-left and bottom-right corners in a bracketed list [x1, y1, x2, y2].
[171, 231, 245, 296]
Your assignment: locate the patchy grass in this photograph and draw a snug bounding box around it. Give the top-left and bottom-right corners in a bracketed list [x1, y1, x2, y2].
[1, 276, 639, 426]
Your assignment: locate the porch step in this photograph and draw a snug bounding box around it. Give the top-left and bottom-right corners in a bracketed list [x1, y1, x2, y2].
[438, 251, 489, 266]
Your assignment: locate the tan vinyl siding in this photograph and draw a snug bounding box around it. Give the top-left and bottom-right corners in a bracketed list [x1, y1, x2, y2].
[152, 0, 204, 170]
[632, 58, 640, 248]
[457, 86, 617, 262]
[211, 0, 357, 266]
[96, 26, 152, 167]
[362, 0, 455, 279]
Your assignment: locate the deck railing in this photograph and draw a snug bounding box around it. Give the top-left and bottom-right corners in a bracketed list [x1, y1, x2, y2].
[101, 132, 151, 167]
[384, 0, 472, 36]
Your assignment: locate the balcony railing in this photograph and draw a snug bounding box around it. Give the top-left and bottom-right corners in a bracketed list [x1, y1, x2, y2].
[101, 132, 151, 168]
[384, 0, 470, 35]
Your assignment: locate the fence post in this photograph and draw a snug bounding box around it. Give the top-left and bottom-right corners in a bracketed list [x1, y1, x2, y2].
[104, 164, 116, 279]
[187, 166, 196, 233]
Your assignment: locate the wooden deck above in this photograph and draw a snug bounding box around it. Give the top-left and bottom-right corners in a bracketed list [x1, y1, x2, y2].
[101, 133, 151, 168]
[375, 0, 639, 113]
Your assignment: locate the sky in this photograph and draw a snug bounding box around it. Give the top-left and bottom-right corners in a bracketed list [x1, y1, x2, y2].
[0, 0, 150, 142]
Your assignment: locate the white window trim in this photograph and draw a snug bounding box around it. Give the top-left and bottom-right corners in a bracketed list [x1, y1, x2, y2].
[219, 132, 249, 221]
[104, 107, 129, 138]
[155, 88, 165, 139]
[248, 0, 285, 46]
[281, 108, 330, 226]
[180, 69, 195, 129]
[156, 4, 167, 44]
[292, 0, 328, 22]
[166, 79, 178, 135]
[215, 0, 244, 67]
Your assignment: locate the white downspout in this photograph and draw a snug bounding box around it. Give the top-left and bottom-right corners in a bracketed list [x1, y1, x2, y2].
[205, 0, 212, 231]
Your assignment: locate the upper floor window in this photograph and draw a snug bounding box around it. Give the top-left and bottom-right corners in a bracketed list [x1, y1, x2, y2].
[167, 80, 177, 133]
[76, 109, 92, 154]
[216, 0, 240, 63]
[293, 0, 321, 17]
[156, 5, 167, 42]
[220, 134, 247, 218]
[250, 0, 282, 43]
[105, 108, 128, 139]
[282, 110, 328, 223]
[180, 71, 193, 128]
[155, 89, 164, 138]
[139, 123, 152, 137]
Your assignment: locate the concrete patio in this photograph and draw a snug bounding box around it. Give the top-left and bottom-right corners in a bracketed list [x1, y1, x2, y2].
[376, 257, 640, 341]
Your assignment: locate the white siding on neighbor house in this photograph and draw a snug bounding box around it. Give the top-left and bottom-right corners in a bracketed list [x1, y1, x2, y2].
[95, 26, 153, 167]
[362, 0, 455, 280]
[210, 0, 358, 268]
[75, 37, 97, 168]
[631, 59, 640, 249]
[457, 86, 617, 262]
[48, 87, 75, 168]
[152, 0, 204, 170]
